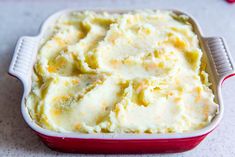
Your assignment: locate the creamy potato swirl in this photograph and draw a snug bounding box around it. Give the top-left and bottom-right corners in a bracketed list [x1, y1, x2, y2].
[26, 11, 218, 133]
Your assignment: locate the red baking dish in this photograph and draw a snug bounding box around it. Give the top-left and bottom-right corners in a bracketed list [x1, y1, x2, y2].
[8, 9, 235, 154]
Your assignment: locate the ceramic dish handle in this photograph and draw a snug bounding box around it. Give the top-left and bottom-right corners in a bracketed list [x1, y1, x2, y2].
[9, 36, 38, 85]
[204, 37, 235, 83]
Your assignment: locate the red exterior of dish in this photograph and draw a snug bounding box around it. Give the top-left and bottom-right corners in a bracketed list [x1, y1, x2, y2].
[222, 73, 235, 85]
[35, 132, 209, 153]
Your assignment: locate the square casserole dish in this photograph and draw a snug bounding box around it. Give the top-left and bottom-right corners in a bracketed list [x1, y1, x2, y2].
[9, 9, 235, 153]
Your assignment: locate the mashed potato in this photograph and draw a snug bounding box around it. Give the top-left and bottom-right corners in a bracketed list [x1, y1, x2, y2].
[26, 10, 218, 133]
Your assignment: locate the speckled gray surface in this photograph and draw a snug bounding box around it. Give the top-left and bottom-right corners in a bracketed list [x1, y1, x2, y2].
[1, 0, 235, 156]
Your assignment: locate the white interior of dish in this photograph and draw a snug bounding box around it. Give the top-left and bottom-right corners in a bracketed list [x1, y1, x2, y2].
[18, 9, 229, 139]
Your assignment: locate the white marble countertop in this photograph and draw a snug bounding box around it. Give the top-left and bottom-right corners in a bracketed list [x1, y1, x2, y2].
[0, 0, 235, 156]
